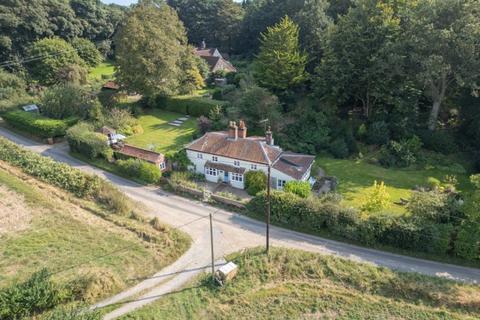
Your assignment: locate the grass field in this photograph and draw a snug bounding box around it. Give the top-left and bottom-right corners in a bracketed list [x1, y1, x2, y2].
[0, 162, 189, 302]
[126, 109, 197, 154]
[89, 60, 115, 81]
[317, 153, 474, 215]
[121, 247, 480, 320]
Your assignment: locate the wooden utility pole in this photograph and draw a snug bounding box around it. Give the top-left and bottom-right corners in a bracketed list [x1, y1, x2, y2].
[266, 164, 271, 254]
[209, 213, 215, 284]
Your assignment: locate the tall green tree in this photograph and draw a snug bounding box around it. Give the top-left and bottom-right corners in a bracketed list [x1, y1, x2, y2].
[405, 0, 480, 130]
[28, 37, 86, 85]
[315, 0, 410, 118]
[253, 16, 307, 93]
[115, 0, 188, 97]
[71, 37, 102, 67]
[168, 0, 244, 53]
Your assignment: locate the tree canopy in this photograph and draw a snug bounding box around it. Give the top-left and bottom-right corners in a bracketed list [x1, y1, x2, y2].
[254, 16, 308, 93]
[115, 0, 189, 97]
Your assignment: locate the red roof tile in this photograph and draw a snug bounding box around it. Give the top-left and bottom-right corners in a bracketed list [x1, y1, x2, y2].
[117, 144, 164, 164]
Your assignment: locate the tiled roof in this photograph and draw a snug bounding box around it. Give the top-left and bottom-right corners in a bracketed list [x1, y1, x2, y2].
[186, 132, 281, 165]
[116, 144, 164, 164]
[205, 161, 246, 174]
[272, 152, 315, 180]
[98, 126, 116, 135]
[195, 48, 218, 57]
[102, 81, 119, 90]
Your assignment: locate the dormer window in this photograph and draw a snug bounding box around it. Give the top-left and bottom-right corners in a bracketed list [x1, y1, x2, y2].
[234, 160, 240, 167]
[212, 156, 218, 162]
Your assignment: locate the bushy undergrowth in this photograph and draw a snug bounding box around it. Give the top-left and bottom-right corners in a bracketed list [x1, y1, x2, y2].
[0, 137, 133, 215]
[247, 190, 479, 260]
[284, 180, 311, 198]
[2, 110, 77, 138]
[0, 269, 63, 320]
[117, 158, 161, 184]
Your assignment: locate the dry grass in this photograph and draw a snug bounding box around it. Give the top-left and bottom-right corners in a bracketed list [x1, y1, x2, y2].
[0, 185, 32, 235]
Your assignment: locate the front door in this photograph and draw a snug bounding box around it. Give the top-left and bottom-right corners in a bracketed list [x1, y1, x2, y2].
[224, 171, 229, 183]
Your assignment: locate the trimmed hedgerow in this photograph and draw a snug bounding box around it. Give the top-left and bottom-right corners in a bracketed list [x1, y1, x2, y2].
[247, 191, 474, 260]
[117, 158, 161, 184]
[0, 137, 133, 215]
[245, 171, 267, 196]
[2, 110, 77, 138]
[66, 122, 113, 160]
[154, 95, 226, 117]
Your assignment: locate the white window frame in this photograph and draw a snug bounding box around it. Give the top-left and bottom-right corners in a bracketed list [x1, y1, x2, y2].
[212, 156, 218, 162]
[160, 162, 166, 170]
[234, 160, 240, 167]
[197, 153, 203, 159]
[206, 167, 217, 176]
[231, 173, 243, 182]
[277, 179, 286, 189]
[250, 164, 257, 170]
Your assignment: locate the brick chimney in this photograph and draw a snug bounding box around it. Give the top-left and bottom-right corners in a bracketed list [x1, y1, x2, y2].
[228, 121, 238, 140]
[265, 126, 274, 146]
[238, 120, 247, 139]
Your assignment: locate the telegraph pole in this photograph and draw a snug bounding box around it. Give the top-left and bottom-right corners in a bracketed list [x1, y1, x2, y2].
[209, 213, 215, 284]
[266, 164, 271, 254]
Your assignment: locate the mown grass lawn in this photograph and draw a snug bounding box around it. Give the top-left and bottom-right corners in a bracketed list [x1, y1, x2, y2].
[88, 60, 115, 81]
[126, 109, 197, 154]
[316, 154, 474, 215]
[121, 247, 480, 320]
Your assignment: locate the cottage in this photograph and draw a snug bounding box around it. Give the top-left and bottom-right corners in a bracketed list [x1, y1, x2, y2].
[185, 121, 315, 190]
[194, 41, 237, 74]
[115, 144, 167, 171]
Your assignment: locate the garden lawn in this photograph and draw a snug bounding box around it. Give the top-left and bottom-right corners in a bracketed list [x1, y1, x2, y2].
[88, 60, 115, 81]
[317, 155, 473, 215]
[126, 109, 197, 154]
[121, 247, 480, 320]
[0, 162, 189, 298]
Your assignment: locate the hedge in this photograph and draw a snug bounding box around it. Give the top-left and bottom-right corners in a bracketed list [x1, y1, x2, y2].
[247, 191, 473, 260]
[66, 123, 112, 160]
[0, 137, 133, 215]
[155, 95, 226, 117]
[2, 110, 77, 138]
[117, 158, 161, 184]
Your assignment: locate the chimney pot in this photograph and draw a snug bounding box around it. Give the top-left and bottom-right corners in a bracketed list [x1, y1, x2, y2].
[238, 120, 247, 138]
[228, 121, 238, 140]
[266, 126, 273, 146]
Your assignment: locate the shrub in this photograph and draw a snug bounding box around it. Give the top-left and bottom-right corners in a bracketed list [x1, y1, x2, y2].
[329, 138, 349, 158]
[66, 123, 112, 160]
[117, 159, 162, 184]
[0, 137, 133, 215]
[41, 85, 91, 119]
[284, 180, 311, 198]
[454, 222, 480, 260]
[407, 191, 462, 225]
[0, 269, 62, 320]
[70, 269, 123, 303]
[361, 181, 390, 213]
[165, 149, 192, 171]
[71, 37, 102, 68]
[378, 135, 422, 168]
[417, 129, 458, 154]
[470, 174, 480, 189]
[366, 121, 390, 145]
[245, 171, 267, 196]
[154, 95, 226, 117]
[426, 177, 441, 190]
[44, 305, 101, 320]
[2, 110, 75, 138]
[103, 108, 141, 136]
[197, 115, 212, 134]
